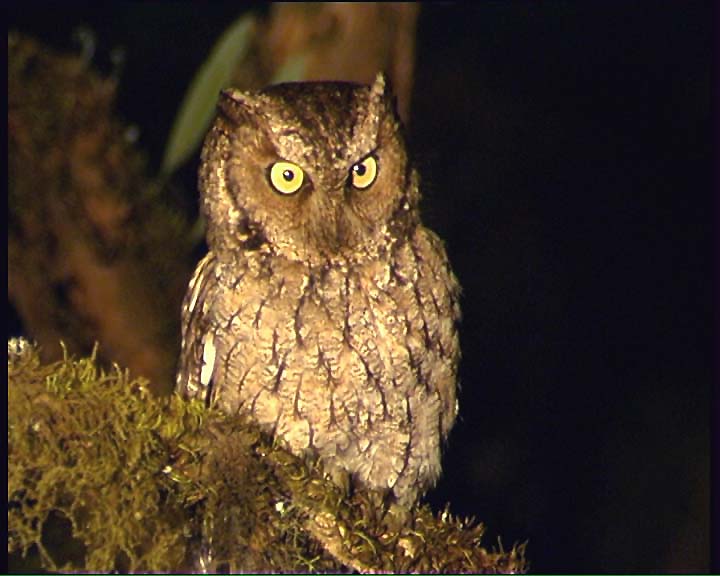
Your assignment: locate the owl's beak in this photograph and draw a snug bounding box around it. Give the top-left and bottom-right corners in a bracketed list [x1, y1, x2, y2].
[307, 187, 362, 255]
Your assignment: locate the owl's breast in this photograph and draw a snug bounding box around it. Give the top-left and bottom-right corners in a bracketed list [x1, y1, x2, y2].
[203, 229, 459, 503]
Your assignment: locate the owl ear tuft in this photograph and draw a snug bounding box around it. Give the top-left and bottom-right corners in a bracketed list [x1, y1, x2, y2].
[369, 72, 399, 123]
[371, 72, 387, 98]
[370, 72, 393, 103]
[218, 88, 258, 124]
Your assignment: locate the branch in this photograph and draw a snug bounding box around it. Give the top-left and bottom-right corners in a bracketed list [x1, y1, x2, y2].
[8, 340, 527, 573]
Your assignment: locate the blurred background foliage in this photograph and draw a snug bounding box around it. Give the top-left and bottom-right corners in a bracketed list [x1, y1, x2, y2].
[8, 2, 713, 572]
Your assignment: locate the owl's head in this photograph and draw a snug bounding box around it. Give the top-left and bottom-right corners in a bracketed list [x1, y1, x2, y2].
[199, 73, 421, 263]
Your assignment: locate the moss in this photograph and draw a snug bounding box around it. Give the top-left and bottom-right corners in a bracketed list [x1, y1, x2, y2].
[9, 341, 188, 571]
[8, 340, 527, 573]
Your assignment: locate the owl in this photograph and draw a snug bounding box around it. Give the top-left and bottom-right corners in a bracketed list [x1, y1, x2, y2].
[176, 73, 460, 505]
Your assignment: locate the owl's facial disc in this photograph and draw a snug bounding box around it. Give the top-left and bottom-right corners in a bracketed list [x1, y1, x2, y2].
[204, 78, 416, 262]
[262, 153, 381, 255]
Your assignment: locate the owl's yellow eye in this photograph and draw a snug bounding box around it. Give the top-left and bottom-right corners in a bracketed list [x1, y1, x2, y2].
[350, 155, 378, 190]
[269, 161, 304, 195]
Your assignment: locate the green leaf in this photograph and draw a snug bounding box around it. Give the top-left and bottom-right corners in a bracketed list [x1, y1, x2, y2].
[270, 53, 308, 85]
[161, 14, 255, 176]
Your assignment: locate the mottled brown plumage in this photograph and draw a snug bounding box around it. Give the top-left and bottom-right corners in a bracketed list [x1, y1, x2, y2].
[176, 73, 460, 504]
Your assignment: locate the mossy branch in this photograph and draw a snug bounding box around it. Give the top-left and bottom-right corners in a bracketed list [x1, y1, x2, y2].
[8, 340, 527, 573]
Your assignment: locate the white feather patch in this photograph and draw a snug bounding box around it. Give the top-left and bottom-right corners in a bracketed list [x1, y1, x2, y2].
[200, 333, 216, 388]
[187, 272, 204, 314]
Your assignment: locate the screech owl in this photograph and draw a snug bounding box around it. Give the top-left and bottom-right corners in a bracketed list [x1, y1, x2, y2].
[176, 73, 460, 505]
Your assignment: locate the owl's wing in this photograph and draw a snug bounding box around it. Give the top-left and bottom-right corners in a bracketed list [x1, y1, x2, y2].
[413, 228, 462, 439]
[176, 252, 218, 405]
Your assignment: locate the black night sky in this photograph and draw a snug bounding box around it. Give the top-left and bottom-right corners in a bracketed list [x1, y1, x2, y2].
[8, 2, 715, 572]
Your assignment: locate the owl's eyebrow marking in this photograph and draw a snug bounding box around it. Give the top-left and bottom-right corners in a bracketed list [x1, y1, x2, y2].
[348, 147, 380, 170]
[272, 128, 311, 160]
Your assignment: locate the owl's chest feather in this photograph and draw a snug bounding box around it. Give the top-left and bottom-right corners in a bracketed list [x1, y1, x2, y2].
[190, 230, 458, 502]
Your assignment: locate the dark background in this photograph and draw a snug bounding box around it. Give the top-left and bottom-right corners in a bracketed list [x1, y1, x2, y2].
[8, 2, 715, 572]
